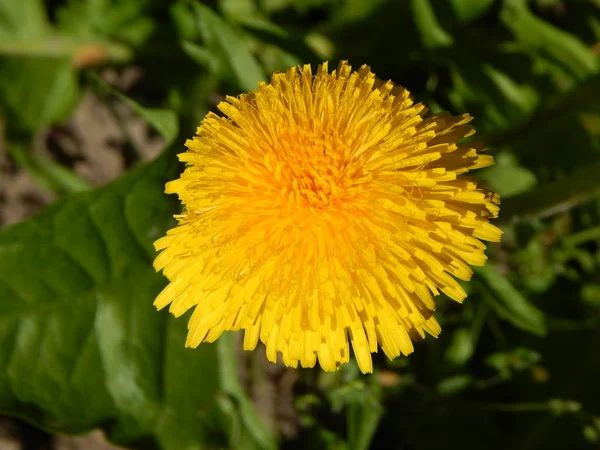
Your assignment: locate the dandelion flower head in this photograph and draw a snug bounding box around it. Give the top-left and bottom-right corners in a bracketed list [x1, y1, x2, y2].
[153, 61, 502, 374]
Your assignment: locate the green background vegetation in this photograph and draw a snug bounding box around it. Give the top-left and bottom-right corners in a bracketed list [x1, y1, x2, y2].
[1, 0, 600, 449]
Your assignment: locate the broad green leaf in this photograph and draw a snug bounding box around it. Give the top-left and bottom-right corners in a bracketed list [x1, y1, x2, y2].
[0, 0, 49, 40]
[190, 1, 266, 92]
[0, 150, 275, 450]
[476, 265, 547, 336]
[0, 57, 79, 134]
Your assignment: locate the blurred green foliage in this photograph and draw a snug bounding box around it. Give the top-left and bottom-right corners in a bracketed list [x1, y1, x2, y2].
[1, 0, 600, 449]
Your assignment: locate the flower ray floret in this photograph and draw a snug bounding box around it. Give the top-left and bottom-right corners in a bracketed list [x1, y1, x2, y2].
[153, 61, 502, 374]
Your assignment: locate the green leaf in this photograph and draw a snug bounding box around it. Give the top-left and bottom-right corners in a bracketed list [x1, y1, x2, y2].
[182, 40, 222, 75]
[482, 64, 538, 116]
[476, 265, 547, 336]
[218, 0, 263, 22]
[0, 0, 134, 63]
[448, 0, 493, 23]
[259, 0, 329, 15]
[0, 57, 80, 134]
[346, 388, 383, 450]
[55, 0, 154, 47]
[327, 0, 390, 26]
[118, 102, 179, 148]
[0, 150, 275, 450]
[0, 57, 86, 194]
[216, 334, 279, 450]
[410, 0, 453, 49]
[171, 0, 200, 41]
[478, 152, 537, 198]
[483, 72, 600, 150]
[447, 58, 539, 133]
[500, 0, 598, 81]
[7, 141, 92, 195]
[91, 73, 179, 147]
[436, 374, 473, 395]
[0, 0, 49, 40]
[190, 1, 266, 92]
[582, 284, 600, 308]
[512, 231, 557, 293]
[237, 17, 321, 64]
[485, 348, 541, 373]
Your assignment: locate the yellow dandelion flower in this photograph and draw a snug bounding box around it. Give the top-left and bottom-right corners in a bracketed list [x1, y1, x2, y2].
[153, 61, 502, 374]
